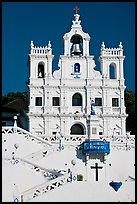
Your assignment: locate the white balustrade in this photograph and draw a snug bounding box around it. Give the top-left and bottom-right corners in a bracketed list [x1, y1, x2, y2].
[103, 135, 135, 150]
[31, 47, 51, 55]
[20, 173, 71, 202]
[103, 48, 122, 56]
[2, 126, 53, 148]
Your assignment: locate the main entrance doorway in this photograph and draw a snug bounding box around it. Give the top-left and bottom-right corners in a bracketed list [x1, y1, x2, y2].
[70, 124, 84, 135]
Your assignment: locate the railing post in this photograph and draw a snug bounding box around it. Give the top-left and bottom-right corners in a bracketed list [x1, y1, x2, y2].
[13, 115, 18, 134]
[20, 195, 23, 202]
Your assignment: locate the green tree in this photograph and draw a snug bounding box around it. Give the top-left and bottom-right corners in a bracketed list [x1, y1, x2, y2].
[125, 89, 135, 134]
[2, 91, 28, 105]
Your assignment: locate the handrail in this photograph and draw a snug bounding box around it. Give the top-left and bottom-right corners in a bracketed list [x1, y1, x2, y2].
[2, 126, 53, 147]
[23, 145, 58, 160]
[20, 172, 71, 202]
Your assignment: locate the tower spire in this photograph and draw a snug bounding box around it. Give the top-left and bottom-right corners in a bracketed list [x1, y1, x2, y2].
[73, 6, 80, 14]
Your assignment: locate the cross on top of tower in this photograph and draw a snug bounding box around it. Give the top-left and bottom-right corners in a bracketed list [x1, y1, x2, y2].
[73, 6, 80, 14]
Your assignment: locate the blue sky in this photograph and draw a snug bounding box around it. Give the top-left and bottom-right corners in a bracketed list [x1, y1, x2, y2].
[2, 2, 135, 96]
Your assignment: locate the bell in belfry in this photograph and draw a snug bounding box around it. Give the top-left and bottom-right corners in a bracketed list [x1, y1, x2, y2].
[71, 34, 83, 55]
[72, 43, 81, 55]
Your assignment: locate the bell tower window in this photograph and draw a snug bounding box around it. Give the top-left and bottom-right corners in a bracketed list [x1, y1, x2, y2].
[38, 62, 44, 78]
[109, 63, 116, 79]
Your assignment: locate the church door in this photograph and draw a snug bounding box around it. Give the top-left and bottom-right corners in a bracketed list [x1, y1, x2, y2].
[70, 124, 84, 135]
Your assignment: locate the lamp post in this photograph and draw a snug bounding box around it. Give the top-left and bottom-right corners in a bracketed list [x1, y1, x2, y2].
[56, 125, 64, 151]
[12, 143, 19, 165]
[112, 128, 116, 141]
[71, 159, 76, 181]
[13, 183, 20, 202]
[13, 116, 18, 128]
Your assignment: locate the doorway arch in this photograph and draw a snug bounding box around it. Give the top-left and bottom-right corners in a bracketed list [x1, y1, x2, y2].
[70, 123, 84, 135]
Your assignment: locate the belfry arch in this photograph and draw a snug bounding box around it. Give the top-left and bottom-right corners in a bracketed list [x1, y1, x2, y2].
[70, 34, 83, 56]
[38, 62, 44, 78]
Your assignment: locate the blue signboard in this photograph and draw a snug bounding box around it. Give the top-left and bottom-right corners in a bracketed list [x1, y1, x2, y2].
[82, 140, 110, 154]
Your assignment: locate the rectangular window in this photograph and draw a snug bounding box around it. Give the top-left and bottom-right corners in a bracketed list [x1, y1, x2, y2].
[52, 132, 56, 135]
[116, 132, 120, 135]
[35, 131, 42, 135]
[112, 98, 119, 107]
[95, 98, 102, 106]
[35, 97, 42, 106]
[53, 97, 60, 106]
[92, 127, 97, 134]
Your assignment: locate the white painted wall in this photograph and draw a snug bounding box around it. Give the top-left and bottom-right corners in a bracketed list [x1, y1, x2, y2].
[27, 12, 127, 142]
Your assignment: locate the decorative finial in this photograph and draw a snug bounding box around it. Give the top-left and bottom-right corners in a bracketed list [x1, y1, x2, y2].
[119, 42, 123, 49]
[73, 6, 80, 14]
[101, 41, 105, 48]
[30, 40, 34, 48]
[48, 41, 51, 48]
[13, 116, 17, 127]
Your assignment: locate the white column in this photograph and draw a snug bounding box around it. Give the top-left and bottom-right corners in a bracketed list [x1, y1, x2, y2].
[121, 117, 126, 136]
[46, 117, 50, 136]
[61, 119, 65, 138]
[47, 56, 53, 77]
[120, 88, 125, 114]
[86, 58, 90, 79]
[85, 39, 90, 56]
[103, 118, 108, 136]
[86, 89, 91, 114]
[43, 88, 46, 113]
[43, 117, 46, 135]
[60, 88, 63, 114]
[63, 35, 69, 56]
[85, 154, 90, 181]
[102, 88, 107, 114]
[119, 58, 124, 79]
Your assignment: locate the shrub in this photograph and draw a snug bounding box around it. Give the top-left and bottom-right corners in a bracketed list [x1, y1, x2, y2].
[77, 174, 83, 181]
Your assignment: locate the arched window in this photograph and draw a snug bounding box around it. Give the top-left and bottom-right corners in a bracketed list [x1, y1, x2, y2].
[74, 63, 80, 73]
[72, 93, 82, 106]
[109, 63, 116, 79]
[38, 62, 44, 78]
[70, 123, 84, 135]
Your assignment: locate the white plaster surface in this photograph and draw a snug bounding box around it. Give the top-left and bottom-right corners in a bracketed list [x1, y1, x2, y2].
[2, 129, 135, 202]
[30, 181, 135, 202]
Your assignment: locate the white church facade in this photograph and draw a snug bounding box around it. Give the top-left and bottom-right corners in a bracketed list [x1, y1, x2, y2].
[2, 8, 135, 202]
[27, 11, 127, 141]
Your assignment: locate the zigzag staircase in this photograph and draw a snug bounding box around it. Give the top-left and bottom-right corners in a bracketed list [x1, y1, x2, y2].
[20, 171, 71, 202]
[2, 126, 53, 147]
[2, 126, 73, 202]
